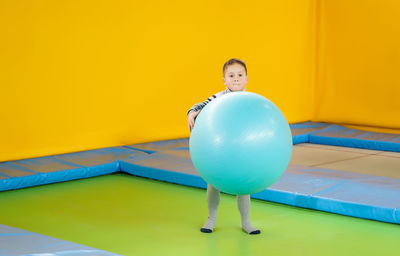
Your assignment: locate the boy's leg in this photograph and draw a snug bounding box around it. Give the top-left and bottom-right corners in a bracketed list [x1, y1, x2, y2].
[201, 184, 220, 233]
[237, 195, 261, 234]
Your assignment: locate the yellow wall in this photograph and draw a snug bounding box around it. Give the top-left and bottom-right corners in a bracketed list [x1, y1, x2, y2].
[0, 0, 315, 162]
[314, 0, 400, 130]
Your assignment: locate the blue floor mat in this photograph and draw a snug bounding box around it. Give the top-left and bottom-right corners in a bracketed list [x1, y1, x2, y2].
[0, 224, 120, 256]
[309, 124, 400, 152]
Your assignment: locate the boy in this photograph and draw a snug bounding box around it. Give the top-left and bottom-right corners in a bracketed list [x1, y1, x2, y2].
[187, 58, 261, 235]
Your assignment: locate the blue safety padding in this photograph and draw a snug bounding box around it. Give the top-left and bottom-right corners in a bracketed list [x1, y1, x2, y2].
[0, 165, 114, 192]
[121, 148, 400, 224]
[54, 146, 145, 166]
[124, 123, 328, 152]
[290, 122, 331, 144]
[11, 156, 85, 173]
[292, 133, 309, 144]
[120, 150, 207, 189]
[289, 121, 329, 128]
[126, 138, 189, 154]
[253, 165, 400, 224]
[1, 121, 400, 225]
[127, 122, 400, 154]
[0, 224, 120, 256]
[0, 147, 144, 192]
[393, 138, 400, 143]
[0, 162, 38, 177]
[311, 176, 400, 223]
[121, 162, 207, 189]
[309, 125, 400, 152]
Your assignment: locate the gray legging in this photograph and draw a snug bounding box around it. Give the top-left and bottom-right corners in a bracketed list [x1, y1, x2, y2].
[201, 184, 260, 234]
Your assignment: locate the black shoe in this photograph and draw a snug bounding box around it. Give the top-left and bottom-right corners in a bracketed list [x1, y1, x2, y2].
[249, 229, 261, 235]
[200, 228, 213, 233]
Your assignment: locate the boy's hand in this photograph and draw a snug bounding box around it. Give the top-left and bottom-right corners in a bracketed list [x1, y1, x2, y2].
[188, 110, 200, 132]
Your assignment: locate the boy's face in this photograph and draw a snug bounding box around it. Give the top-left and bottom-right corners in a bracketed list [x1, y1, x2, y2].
[223, 63, 248, 92]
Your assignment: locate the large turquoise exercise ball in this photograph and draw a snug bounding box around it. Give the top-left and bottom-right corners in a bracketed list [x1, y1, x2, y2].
[189, 92, 292, 195]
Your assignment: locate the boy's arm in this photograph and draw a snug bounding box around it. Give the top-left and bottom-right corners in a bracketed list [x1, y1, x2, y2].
[187, 89, 228, 131]
[187, 94, 217, 132]
[187, 95, 217, 116]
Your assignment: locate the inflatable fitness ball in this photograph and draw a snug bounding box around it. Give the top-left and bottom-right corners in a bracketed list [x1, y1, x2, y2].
[189, 92, 292, 195]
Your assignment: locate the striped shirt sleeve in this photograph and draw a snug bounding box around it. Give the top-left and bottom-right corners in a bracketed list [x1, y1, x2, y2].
[187, 89, 230, 116]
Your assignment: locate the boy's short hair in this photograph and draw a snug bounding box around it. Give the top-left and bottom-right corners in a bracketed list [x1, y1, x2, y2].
[222, 58, 247, 76]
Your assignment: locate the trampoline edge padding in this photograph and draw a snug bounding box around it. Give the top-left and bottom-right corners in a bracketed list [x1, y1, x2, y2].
[0, 163, 119, 192]
[309, 124, 400, 152]
[119, 160, 400, 224]
[309, 135, 400, 152]
[252, 189, 400, 224]
[0, 146, 145, 192]
[1, 122, 400, 225]
[120, 160, 207, 189]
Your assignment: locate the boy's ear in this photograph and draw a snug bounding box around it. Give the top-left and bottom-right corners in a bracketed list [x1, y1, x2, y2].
[222, 77, 226, 85]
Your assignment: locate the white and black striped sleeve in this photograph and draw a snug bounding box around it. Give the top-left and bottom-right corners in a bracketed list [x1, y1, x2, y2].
[187, 94, 217, 116]
[186, 89, 231, 116]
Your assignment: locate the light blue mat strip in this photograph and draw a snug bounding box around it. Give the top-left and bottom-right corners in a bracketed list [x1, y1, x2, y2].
[0, 224, 120, 256]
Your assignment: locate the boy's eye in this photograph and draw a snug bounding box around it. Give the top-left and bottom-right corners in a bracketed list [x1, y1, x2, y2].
[239, 74, 242, 77]
[229, 75, 233, 77]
